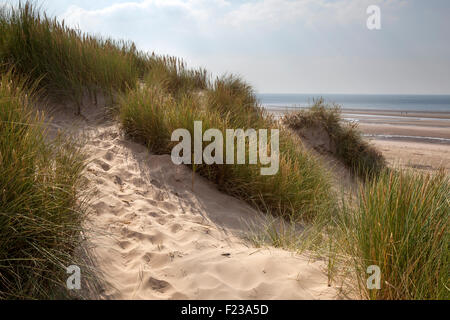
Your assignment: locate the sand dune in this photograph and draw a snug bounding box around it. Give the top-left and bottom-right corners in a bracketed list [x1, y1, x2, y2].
[46, 105, 339, 300]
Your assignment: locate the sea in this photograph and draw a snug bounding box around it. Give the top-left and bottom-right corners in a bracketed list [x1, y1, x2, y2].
[256, 93, 450, 113]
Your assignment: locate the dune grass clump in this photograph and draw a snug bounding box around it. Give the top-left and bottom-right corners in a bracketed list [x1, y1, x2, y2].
[145, 55, 208, 98]
[0, 2, 143, 113]
[119, 75, 334, 221]
[119, 84, 175, 154]
[0, 71, 87, 299]
[283, 99, 385, 178]
[0, 1, 211, 114]
[206, 75, 265, 126]
[333, 168, 449, 300]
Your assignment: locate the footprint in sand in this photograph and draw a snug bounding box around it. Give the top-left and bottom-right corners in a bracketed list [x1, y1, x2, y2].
[118, 240, 133, 250]
[95, 159, 111, 172]
[156, 217, 167, 225]
[148, 211, 160, 218]
[142, 253, 152, 263]
[92, 201, 109, 215]
[170, 223, 182, 234]
[146, 277, 171, 293]
[104, 150, 114, 161]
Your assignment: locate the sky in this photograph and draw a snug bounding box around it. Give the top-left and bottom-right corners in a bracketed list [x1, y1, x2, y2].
[4, 0, 450, 94]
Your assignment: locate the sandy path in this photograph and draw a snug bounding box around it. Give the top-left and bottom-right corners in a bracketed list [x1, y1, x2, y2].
[47, 105, 339, 300]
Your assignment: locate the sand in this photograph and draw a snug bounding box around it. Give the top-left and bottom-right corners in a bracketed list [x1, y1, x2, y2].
[45, 104, 339, 300]
[44, 102, 448, 300]
[368, 139, 450, 172]
[359, 123, 450, 140]
[274, 107, 450, 173]
[352, 111, 450, 172]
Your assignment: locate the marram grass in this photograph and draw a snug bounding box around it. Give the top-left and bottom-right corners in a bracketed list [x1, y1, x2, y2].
[0, 2, 142, 113]
[119, 75, 335, 222]
[1, 1, 448, 301]
[0, 71, 88, 299]
[332, 168, 449, 300]
[283, 99, 385, 178]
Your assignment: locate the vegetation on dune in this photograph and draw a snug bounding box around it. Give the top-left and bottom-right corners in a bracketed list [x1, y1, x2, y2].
[331, 169, 449, 300]
[283, 99, 386, 178]
[0, 71, 88, 299]
[144, 55, 208, 98]
[0, 1, 448, 300]
[0, 2, 149, 113]
[119, 74, 335, 221]
[0, 3, 210, 114]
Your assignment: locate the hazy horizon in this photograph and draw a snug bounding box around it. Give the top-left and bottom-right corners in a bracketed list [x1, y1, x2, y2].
[4, 0, 450, 95]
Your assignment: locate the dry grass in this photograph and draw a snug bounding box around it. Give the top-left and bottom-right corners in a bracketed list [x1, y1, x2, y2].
[119, 76, 335, 222]
[0, 71, 89, 299]
[283, 99, 385, 178]
[329, 168, 449, 299]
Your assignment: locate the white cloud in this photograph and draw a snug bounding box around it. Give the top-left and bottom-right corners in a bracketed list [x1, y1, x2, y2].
[54, 0, 449, 94]
[60, 0, 405, 32]
[222, 0, 406, 29]
[59, 0, 224, 32]
[59, 1, 212, 55]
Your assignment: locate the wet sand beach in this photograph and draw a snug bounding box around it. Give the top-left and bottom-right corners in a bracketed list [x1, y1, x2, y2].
[346, 110, 450, 172]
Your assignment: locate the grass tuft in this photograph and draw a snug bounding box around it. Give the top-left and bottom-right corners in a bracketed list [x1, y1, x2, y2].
[119, 76, 335, 222]
[0, 2, 143, 113]
[283, 98, 385, 178]
[332, 168, 449, 299]
[0, 70, 88, 299]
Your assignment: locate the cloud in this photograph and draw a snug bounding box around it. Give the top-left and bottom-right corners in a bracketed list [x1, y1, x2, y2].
[59, 0, 405, 35]
[54, 0, 449, 94]
[59, 0, 224, 33]
[57, 0, 406, 53]
[222, 0, 406, 30]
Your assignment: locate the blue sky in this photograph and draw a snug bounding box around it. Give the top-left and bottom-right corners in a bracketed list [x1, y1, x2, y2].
[4, 0, 450, 94]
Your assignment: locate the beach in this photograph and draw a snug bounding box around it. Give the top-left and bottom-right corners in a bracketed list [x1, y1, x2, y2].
[42, 104, 340, 300]
[271, 108, 450, 172]
[349, 110, 450, 172]
[369, 139, 450, 171]
[2, 2, 448, 301]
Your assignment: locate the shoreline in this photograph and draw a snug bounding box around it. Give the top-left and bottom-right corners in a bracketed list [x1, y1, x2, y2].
[265, 106, 450, 118]
[346, 111, 450, 172]
[341, 109, 450, 119]
[358, 123, 450, 141]
[268, 107, 450, 139]
[268, 107, 450, 172]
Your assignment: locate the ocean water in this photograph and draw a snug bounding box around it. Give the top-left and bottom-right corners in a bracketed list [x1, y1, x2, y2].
[256, 93, 450, 112]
